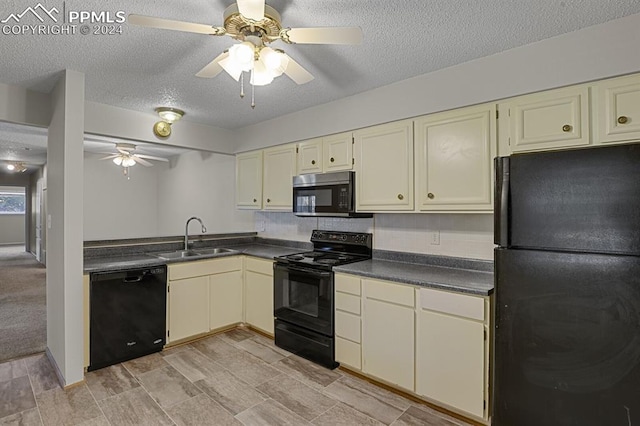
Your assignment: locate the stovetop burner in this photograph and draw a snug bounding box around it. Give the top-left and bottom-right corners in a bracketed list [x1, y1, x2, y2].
[276, 230, 373, 270]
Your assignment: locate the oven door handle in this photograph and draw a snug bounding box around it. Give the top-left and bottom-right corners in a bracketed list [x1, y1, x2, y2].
[276, 264, 333, 277]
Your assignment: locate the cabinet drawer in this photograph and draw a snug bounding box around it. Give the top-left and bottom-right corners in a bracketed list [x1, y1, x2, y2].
[364, 279, 414, 308]
[336, 292, 361, 315]
[336, 311, 361, 343]
[336, 337, 361, 370]
[245, 257, 273, 275]
[335, 273, 361, 295]
[419, 288, 484, 321]
[169, 256, 242, 280]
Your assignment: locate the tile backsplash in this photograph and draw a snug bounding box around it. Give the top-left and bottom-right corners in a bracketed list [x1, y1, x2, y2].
[254, 212, 494, 261]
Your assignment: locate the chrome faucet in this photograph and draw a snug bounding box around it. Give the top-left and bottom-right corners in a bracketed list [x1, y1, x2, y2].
[184, 217, 207, 251]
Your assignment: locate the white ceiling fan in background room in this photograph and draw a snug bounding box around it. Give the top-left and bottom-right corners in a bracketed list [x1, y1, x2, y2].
[129, 0, 363, 108]
[100, 143, 169, 179]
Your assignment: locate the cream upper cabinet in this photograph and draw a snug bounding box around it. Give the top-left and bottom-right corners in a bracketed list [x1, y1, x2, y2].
[244, 257, 274, 335]
[501, 85, 590, 153]
[415, 103, 496, 211]
[263, 144, 297, 210]
[416, 288, 489, 421]
[297, 132, 353, 175]
[595, 73, 640, 144]
[236, 150, 263, 210]
[354, 120, 414, 211]
[362, 278, 415, 391]
[323, 132, 353, 172]
[297, 138, 323, 174]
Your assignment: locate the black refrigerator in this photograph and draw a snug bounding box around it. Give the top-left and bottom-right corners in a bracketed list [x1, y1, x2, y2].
[493, 143, 640, 426]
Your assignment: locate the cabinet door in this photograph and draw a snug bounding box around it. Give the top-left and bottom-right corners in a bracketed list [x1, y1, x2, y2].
[354, 120, 414, 211]
[297, 138, 323, 174]
[596, 74, 640, 143]
[362, 298, 414, 391]
[416, 309, 485, 418]
[323, 132, 353, 172]
[209, 271, 243, 331]
[244, 271, 274, 335]
[236, 151, 263, 209]
[506, 85, 590, 152]
[263, 144, 297, 210]
[415, 104, 495, 211]
[168, 276, 209, 343]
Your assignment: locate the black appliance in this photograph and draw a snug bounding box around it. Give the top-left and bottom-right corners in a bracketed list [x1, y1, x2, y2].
[292, 171, 372, 218]
[89, 266, 167, 371]
[493, 143, 640, 426]
[274, 230, 372, 369]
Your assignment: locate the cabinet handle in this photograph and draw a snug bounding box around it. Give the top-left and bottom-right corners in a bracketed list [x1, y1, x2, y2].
[562, 124, 572, 132]
[397, 194, 404, 200]
[311, 160, 316, 165]
[330, 157, 335, 163]
[618, 116, 629, 124]
[427, 193, 435, 199]
[267, 198, 271, 203]
[253, 198, 257, 203]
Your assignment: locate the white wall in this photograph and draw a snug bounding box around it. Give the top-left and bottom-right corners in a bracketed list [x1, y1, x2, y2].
[83, 150, 254, 240]
[235, 13, 640, 152]
[255, 212, 493, 261]
[46, 70, 85, 386]
[0, 82, 50, 127]
[83, 153, 162, 240]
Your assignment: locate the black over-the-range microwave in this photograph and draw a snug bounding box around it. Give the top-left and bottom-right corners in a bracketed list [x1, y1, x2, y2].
[292, 171, 372, 218]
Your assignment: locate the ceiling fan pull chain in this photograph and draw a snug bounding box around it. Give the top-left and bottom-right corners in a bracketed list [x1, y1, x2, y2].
[251, 71, 256, 109]
[240, 73, 245, 98]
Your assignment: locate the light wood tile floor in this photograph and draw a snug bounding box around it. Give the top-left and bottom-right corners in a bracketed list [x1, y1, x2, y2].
[0, 328, 473, 426]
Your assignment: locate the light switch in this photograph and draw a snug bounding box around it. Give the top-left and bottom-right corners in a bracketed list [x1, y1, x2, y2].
[47, 214, 52, 229]
[430, 230, 440, 245]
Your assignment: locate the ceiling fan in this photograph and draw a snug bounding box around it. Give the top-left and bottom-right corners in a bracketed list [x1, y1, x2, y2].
[129, 0, 363, 106]
[100, 143, 169, 178]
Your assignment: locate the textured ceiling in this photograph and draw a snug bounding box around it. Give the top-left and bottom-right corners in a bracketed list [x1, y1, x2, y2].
[0, 1, 639, 130]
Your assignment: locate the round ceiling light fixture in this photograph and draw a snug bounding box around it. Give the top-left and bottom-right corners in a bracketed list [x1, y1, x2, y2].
[153, 107, 185, 138]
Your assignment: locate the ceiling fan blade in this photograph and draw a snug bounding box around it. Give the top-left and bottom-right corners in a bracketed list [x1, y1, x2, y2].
[285, 27, 363, 45]
[196, 51, 229, 78]
[99, 154, 120, 160]
[128, 14, 224, 36]
[283, 54, 314, 85]
[236, 0, 265, 21]
[132, 156, 153, 167]
[117, 148, 130, 155]
[135, 154, 170, 162]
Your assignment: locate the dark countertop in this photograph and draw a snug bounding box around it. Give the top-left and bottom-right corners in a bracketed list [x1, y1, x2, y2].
[83, 243, 305, 273]
[334, 258, 494, 296]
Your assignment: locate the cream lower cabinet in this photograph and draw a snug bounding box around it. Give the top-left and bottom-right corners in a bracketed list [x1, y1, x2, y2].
[416, 287, 490, 420]
[415, 103, 496, 211]
[168, 256, 243, 344]
[354, 120, 414, 211]
[362, 278, 415, 391]
[236, 150, 263, 210]
[335, 273, 362, 370]
[244, 257, 274, 335]
[595, 73, 640, 144]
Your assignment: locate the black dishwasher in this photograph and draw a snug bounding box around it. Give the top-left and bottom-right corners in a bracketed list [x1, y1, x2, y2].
[89, 266, 167, 371]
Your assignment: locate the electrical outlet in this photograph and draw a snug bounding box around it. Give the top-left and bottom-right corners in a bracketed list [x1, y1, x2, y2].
[430, 230, 440, 245]
[256, 220, 266, 232]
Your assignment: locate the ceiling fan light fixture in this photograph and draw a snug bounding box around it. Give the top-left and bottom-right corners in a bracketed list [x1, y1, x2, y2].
[250, 60, 274, 86]
[112, 156, 123, 166]
[6, 162, 27, 172]
[229, 42, 255, 71]
[155, 107, 184, 124]
[123, 157, 136, 167]
[7, 164, 15, 171]
[219, 56, 244, 81]
[259, 47, 287, 76]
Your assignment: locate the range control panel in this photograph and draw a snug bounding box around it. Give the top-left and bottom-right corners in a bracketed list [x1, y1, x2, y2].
[311, 230, 372, 247]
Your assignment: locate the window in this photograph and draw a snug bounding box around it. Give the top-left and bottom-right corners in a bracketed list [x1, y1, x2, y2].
[0, 192, 26, 214]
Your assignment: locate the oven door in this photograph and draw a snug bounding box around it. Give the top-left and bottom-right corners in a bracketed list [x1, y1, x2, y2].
[274, 262, 334, 336]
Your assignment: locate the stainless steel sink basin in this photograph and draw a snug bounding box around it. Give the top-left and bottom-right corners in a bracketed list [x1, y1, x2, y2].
[195, 248, 237, 255]
[153, 247, 238, 260]
[154, 250, 202, 260]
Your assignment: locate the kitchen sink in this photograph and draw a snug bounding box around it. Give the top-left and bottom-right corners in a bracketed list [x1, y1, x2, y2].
[153, 247, 238, 260]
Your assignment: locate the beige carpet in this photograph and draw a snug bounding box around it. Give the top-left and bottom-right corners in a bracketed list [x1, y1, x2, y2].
[0, 245, 46, 362]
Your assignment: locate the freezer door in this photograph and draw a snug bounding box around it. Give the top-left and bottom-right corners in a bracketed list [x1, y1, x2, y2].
[494, 248, 640, 426]
[498, 143, 640, 255]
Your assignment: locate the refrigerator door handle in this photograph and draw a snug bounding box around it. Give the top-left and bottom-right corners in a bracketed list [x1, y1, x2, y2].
[494, 156, 510, 246]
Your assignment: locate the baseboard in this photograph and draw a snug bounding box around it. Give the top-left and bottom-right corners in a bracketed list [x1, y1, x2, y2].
[44, 347, 66, 387]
